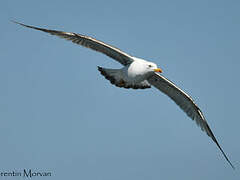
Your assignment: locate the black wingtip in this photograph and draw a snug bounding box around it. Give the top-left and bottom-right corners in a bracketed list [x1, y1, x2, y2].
[11, 20, 33, 29]
[212, 136, 235, 170]
[225, 155, 235, 170]
[11, 20, 23, 26]
[230, 162, 235, 170]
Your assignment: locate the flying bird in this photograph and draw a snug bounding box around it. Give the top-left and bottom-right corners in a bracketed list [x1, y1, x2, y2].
[13, 21, 234, 169]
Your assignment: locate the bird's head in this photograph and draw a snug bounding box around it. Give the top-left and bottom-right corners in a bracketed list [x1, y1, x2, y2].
[128, 58, 162, 77]
[146, 62, 162, 73]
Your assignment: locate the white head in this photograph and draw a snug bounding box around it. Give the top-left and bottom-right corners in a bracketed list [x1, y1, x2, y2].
[131, 57, 163, 74]
[127, 58, 162, 80]
[145, 62, 162, 73]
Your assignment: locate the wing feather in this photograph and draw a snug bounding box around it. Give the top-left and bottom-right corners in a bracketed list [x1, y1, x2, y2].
[148, 73, 234, 169]
[13, 21, 133, 66]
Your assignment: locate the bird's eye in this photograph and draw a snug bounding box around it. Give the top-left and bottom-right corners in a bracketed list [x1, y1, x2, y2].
[148, 65, 152, 68]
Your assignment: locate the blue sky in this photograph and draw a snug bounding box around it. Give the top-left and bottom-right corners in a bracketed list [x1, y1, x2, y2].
[1, 0, 240, 179]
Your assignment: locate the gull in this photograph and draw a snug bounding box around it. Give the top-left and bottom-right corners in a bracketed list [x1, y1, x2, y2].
[13, 21, 234, 169]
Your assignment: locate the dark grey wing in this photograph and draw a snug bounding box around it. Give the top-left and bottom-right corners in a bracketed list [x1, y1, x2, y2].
[148, 72, 234, 169]
[13, 21, 133, 66]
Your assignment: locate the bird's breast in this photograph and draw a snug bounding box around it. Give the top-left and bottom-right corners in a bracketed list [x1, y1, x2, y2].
[122, 63, 148, 83]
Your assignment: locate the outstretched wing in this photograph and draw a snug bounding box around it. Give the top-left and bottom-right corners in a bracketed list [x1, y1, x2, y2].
[13, 21, 133, 66]
[147, 72, 234, 169]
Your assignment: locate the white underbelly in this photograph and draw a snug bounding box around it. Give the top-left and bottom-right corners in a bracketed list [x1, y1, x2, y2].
[121, 65, 147, 83]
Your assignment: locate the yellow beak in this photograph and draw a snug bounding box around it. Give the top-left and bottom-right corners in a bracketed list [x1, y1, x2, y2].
[154, 68, 163, 73]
